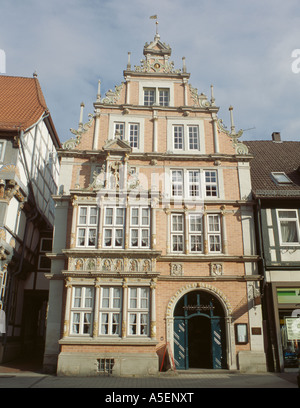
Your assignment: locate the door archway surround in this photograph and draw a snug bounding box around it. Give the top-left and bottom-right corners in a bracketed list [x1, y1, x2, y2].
[165, 283, 236, 370]
[166, 283, 233, 318]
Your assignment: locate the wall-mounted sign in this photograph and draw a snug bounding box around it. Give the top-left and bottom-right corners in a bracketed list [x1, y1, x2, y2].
[285, 317, 300, 340]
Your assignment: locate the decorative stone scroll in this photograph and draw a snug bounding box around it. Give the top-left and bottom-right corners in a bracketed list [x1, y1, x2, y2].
[63, 113, 94, 150]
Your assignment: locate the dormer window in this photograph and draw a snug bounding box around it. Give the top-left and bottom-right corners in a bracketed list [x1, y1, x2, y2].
[271, 172, 293, 184]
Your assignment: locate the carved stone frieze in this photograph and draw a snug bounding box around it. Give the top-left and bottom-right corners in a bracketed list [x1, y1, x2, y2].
[68, 256, 153, 274]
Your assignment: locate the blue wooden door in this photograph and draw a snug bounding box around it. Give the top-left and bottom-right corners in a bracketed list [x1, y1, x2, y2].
[211, 317, 226, 369]
[174, 319, 187, 370]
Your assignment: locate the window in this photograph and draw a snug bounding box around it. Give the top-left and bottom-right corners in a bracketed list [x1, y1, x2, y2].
[129, 123, 139, 148]
[173, 126, 184, 150]
[114, 122, 125, 139]
[71, 286, 94, 335]
[128, 287, 149, 336]
[189, 214, 203, 252]
[205, 170, 218, 197]
[100, 287, 122, 335]
[173, 125, 200, 151]
[188, 126, 199, 150]
[188, 170, 201, 197]
[0, 141, 6, 162]
[171, 170, 183, 197]
[271, 172, 293, 184]
[77, 206, 98, 247]
[130, 207, 150, 248]
[170, 169, 219, 199]
[171, 214, 184, 252]
[144, 88, 155, 106]
[103, 207, 125, 248]
[208, 215, 221, 252]
[111, 120, 142, 150]
[158, 89, 169, 106]
[277, 210, 300, 245]
[143, 88, 169, 106]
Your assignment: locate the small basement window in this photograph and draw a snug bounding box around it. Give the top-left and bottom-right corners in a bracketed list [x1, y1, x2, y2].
[97, 358, 114, 375]
[271, 172, 293, 184]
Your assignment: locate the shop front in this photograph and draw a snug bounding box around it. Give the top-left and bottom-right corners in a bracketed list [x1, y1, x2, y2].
[272, 286, 300, 371]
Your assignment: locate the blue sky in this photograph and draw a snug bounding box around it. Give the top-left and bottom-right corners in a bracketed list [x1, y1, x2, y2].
[1, 0, 300, 143]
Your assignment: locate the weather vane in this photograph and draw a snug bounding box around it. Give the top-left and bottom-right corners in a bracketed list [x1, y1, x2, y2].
[150, 15, 159, 35]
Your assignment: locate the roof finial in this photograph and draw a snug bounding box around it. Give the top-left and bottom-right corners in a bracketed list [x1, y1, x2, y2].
[127, 52, 131, 70]
[97, 80, 101, 101]
[229, 106, 236, 134]
[79, 102, 85, 129]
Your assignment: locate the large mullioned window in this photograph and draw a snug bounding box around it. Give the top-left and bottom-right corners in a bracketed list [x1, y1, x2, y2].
[170, 169, 219, 199]
[69, 285, 150, 338]
[170, 212, 222, 254]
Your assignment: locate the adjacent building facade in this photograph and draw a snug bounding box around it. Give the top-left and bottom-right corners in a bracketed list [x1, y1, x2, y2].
[0, 74, 61, 362]
[44, 32, 267, 375]
[245, 134, 300, 372]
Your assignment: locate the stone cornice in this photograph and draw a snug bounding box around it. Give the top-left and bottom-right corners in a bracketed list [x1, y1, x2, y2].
[56, 148, 253, 162]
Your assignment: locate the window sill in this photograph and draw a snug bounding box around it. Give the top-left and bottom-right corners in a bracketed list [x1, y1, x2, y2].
[59, 336, 158, 346]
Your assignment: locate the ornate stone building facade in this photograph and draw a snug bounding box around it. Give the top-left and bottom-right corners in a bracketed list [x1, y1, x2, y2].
[44, 30, 267, 375]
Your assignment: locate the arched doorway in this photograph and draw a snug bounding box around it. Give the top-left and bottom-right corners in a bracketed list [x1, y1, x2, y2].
[173, 289, 227, 370]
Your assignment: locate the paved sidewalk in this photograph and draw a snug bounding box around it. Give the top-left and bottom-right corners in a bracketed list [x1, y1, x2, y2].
[0, 366, 298, 389]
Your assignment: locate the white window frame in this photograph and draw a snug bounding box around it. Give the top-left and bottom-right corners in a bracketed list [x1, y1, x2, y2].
[139, 80, 174, 106]
[143, 87, 170, 107]
[103, 207, 125, 248]
[188, 170, 201, 198]
[109, 116, 144, 152]
[128, 287, 150, 336]
[130, 207, 150, 248]
[143, 88, 156, 106]
[171, 170, 183, 197]
[171, 213, 184, 253]
[169, 169, 219, 200]
[277, 209, 300, 246]
[99, 287, 122, 336]
[0, 140, 6, 163]
[76, 206, 98, 248]
[205, 170, 218, 197]
[188, 126, 200, 150]
[189, 214, 203, 253]
[129, 123, 139, 148]
[113, 122, 125, 139]
[173, 125, 184, 150]
[207, 214, 221, 253]
[70, 286, 94, 336]
[167, 119, 205, 154]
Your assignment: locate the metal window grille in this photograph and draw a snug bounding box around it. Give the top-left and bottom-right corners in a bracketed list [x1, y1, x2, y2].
[97, 358, 114, 375]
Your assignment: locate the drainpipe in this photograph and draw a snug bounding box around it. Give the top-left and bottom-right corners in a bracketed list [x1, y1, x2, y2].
[256, 198, 277, 371]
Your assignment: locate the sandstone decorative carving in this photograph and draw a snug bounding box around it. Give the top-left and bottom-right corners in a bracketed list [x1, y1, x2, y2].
[170, 263, 183, 276]
[210, 263, 223, 276]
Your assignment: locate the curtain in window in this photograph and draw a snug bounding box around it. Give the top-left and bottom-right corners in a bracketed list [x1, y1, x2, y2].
[281, 221, 298, 243]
